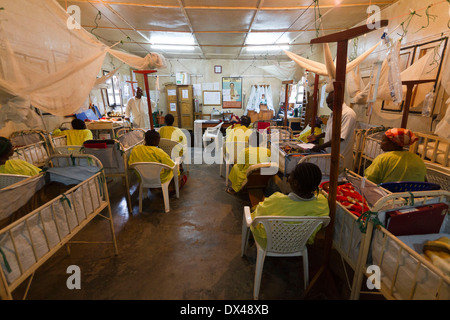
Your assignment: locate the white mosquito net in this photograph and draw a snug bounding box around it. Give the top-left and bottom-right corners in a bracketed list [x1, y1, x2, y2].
[0, 0, 165, 121]
[284, 41, 381, 102]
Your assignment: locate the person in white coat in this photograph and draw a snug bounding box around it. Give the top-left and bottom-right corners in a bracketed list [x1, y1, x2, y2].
[308, 91, 356, 170]
[125, 87, 150, 129]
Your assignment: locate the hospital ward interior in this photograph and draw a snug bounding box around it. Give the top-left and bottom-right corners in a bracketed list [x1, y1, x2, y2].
[1, 0, 450, 303]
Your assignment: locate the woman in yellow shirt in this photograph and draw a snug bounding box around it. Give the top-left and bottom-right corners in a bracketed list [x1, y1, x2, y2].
[158, 114, 188, 146]
[53, 118, 93, 146]
[129, 129, 178, 184]
[364, 128, 426, 184]
[227, 132, 271, 194]
[0, 137, 41, 176]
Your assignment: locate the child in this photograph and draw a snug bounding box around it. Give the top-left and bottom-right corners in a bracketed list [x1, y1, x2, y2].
[53, 118, 93, 146]
[250, 162, 329, 247]
[0, 137, 42, 176]
[129, 129, 179, 185]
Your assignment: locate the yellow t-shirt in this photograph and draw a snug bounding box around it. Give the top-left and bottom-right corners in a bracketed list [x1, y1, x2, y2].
[228, 147, 271, 192]
[295, 126, 323, 144]
[54, 129, 93, 146]
[226, 125, 252, 143]
[251, 192, 329, 247]
[364, 150, 427, 185]
[0, 159, 42, 176]
[158, 126, 187, 146]
[128, 145, 177, 184]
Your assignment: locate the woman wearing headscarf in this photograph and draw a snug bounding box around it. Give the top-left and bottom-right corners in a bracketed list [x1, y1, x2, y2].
[364, 128, 426, 185]
[0, 137, 42, 176]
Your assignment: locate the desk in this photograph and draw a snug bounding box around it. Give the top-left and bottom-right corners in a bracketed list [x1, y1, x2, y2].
[86, 120, 130, 139]
[194, 120, 232, 147]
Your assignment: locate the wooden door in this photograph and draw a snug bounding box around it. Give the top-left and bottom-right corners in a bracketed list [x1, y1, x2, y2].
[177, 85, 194, 130]
[165, 84, 180, 127]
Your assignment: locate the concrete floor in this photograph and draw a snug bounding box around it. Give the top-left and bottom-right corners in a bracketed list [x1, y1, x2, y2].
[13, 150, 375, 301]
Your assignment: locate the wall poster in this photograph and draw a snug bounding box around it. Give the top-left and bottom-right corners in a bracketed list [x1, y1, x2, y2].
[222, 77, 242, 109]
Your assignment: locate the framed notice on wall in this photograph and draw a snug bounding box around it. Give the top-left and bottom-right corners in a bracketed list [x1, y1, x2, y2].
[222, 77, 242, 109]
[203, 90, 222, 106]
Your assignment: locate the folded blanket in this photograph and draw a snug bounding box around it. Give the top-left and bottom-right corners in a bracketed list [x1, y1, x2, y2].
[423, 237, 450, 277]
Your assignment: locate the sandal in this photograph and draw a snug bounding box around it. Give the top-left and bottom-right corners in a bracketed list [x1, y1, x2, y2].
[226, 187, 236, 195]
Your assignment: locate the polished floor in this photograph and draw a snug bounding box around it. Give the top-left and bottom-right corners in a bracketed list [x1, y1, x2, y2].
[13, 151, 375, 301]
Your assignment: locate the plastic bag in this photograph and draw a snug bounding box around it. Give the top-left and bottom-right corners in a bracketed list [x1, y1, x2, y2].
[382, 32, 403, 105]
[422, 90, 434, 117]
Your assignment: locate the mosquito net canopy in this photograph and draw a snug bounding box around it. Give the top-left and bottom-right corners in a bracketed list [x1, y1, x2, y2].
[0, 0, 166, 120]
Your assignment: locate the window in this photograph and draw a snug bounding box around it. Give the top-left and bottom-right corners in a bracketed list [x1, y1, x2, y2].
[103, 70, 122, 108]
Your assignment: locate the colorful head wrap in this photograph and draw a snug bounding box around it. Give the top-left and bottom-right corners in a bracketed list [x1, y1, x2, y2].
[385, 128, 418, 147]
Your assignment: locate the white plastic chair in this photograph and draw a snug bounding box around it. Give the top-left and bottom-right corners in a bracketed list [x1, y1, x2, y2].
[159, 138, 188, 173]
[203, 122, 223, 152]
[219, 140, 247, 186]
[130, 161, 179, 213]
[241, 206, 330, 300]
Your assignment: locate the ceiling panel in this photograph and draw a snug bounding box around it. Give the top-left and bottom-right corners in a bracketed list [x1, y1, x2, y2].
[196, 33, 246, 46]
[184, 0, 260, 7]
[108, 4, 190, 31]
[201, 47, 242, 55]
[251, 9, 308, 31]
[186, 9, 255, 31]
[58, 0, 398, 60]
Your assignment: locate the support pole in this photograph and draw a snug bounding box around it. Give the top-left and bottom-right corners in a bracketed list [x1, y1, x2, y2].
[311, 73, 320, 132]
[133, 70, 157, 130]
[303, 20, 388, 299]
[282, 80, 293, 127]
[126, 80, 138, 96]
[400, 79, 435, 128]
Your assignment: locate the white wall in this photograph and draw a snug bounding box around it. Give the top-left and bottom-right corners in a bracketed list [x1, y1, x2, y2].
[133, 58, 302, 118]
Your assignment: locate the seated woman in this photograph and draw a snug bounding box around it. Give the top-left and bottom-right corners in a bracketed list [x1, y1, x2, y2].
[0, 137, 42, 176]
[158, 114, 188, 147]
[226, 115, 252, 143]
[227, 132, 271, 194]
[128, 129, 179, 185]
[364, 128, 426, 185]
[53, 118, 93, 145]
[250, 162, 329, 247]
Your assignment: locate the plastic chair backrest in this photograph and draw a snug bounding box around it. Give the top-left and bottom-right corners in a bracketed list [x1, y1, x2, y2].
[243, 162, 279, 189]
[379, 181, 441, 193]
[253, 216, 330, 254]
[130, 162, 172, 188]
[205, 122, 223, 134]
[159, 138, 184, 158]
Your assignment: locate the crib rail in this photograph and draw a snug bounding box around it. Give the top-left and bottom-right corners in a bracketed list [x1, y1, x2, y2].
[10, 141, 49, 167]
[0, 155, 118, 300]
[370, 225, 450, 300]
